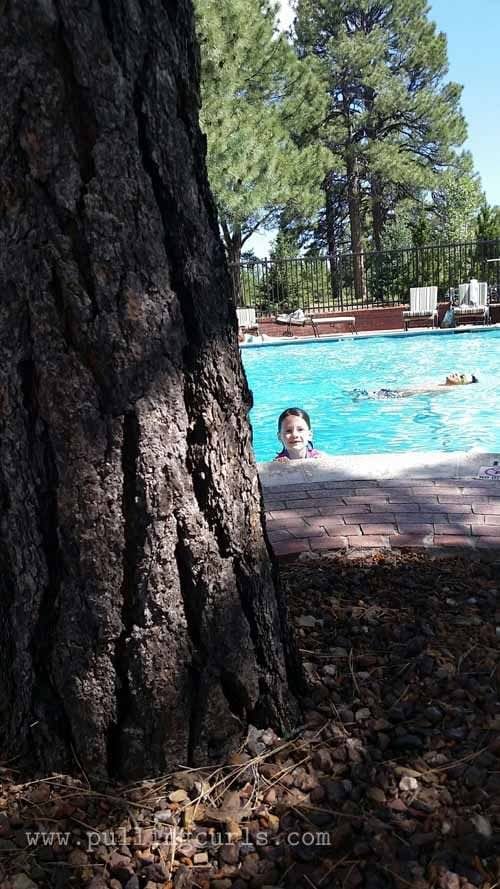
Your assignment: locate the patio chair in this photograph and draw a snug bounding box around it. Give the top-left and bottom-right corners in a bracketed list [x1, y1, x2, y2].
[454, 280, 489, 325]
[402, 286, 438, 331]
[236, 307, 259, 333]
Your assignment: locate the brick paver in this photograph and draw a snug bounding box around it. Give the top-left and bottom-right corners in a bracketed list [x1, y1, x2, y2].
[263, 479, 500, 559]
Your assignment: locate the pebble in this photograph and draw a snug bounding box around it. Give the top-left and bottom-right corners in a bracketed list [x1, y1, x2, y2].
[12, 876, 39, 889]
[155, 809, 175, 823]
[169, 788, 189, 803]
[399, 776, 419, 792]
[220, 844, 239, 865]
[193, 852, 209, 865]
[296, 615, 318, 628]
[470, 814, 492, 838]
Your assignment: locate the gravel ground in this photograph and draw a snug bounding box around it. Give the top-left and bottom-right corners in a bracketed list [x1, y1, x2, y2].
[0, 552, 499, 889]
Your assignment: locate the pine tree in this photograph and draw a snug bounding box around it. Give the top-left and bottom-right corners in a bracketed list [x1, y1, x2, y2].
[195, 0, 328, 286]
[294, 0, 467, 300]
[476, 205, 500, 245]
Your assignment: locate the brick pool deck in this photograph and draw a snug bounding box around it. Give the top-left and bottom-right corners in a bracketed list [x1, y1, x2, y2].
[259, 454, 500, 559]
[264, 478, 500, 558]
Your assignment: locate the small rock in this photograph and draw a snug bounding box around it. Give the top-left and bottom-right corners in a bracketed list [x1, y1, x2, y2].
[423, 706, 443, 724]
[193, 852, 209, 865]
[28, 784, 51, 804]
[312, 749, 333, 771]
[68, 849, 90, 867]
[399, 776, 419, 792]
[464, 766, 485, 788]
[310, 785, 325, 803]
[155, 809, 175, 823]
[355, 707, 371, 721]
[12, 877, 39, 889]
[394, 734, 424, 750]
[297, 615, 318, 628]
[366, 787, 386, 803]
[169, 788, 189, 803]
[324, 781, 346, 803]
[386, 798, 407, 812]
[173, 865, 193, 888]
[220, 844, 239, 865]
[470, 814, 492, 838]
[261, 729, 279, 746]
[86, 879, 109, 889]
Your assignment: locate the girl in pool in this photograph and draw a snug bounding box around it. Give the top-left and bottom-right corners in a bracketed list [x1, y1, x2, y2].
[274, 407, 324, 461]
[352, 373, 478, 400]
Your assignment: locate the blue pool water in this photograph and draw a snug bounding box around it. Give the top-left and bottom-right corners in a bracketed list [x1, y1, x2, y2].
[241, 329, 500, 462]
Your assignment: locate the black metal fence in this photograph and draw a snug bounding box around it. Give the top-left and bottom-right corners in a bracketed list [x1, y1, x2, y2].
[232, 238, 500, 316]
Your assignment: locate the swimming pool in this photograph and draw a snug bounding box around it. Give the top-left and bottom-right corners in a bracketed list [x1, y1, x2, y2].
[241, 329, 500, 462]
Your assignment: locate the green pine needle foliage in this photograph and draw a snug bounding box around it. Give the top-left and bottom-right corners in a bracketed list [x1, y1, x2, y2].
[195, 0, 329, 263]
[294, 0, 470, 251]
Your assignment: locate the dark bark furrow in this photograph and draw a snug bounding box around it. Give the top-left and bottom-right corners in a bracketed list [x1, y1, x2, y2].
[108, 411, 149, 775]
[95, 0, 115, 56]
[23, 369, 75, 759]
[37, 180, 99, 320]
[173, 528, 207, 762]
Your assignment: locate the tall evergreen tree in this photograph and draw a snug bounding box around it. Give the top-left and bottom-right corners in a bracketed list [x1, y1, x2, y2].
[195, 0, 328, 282]
[476, 204, 500, 245]
[295, 0, 467, 299]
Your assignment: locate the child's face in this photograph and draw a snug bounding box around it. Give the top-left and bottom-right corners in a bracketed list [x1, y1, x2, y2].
[278, 415, 311, 458]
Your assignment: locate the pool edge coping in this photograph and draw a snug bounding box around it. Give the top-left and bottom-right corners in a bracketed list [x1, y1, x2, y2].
[241, 321, 500, 348]
[258, 450, 500, 487]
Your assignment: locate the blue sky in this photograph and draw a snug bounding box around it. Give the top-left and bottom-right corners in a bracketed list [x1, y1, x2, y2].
[249, 0, 499, 257]
[429, 0, 500, 206]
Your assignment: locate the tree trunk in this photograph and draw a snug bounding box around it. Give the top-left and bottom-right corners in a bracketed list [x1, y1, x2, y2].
[371, 175, 385, 254]
[324, 173, 340, 302]
[370, 174, 385, 301]
[346, 153, 366, 303]
[0, 0, 300, 780]
[222, 222, 243, 304]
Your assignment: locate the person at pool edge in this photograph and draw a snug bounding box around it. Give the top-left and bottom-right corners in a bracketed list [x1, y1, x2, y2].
[274, 407, 324, 461]
[352, 373, 478, 400]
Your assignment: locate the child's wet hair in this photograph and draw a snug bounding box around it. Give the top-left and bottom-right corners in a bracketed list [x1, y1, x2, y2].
[277, 407, 311, 432]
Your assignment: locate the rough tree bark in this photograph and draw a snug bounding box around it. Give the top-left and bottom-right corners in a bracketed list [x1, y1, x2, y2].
[0, 0, 301, 780]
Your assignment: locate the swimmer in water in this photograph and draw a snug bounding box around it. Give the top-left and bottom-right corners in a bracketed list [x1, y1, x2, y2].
[351, 373, 478, 400]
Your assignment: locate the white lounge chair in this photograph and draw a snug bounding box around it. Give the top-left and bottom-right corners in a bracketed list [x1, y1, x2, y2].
[236, 307, 259, 332]
[403, 286, 438, 331]
[275, 308, 307, 334]
[454, 280, 489, 325]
